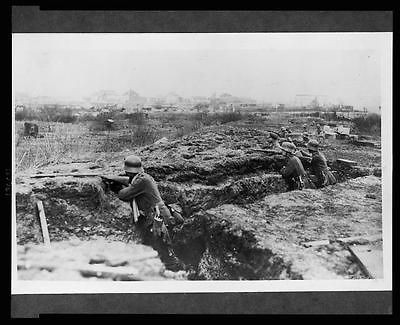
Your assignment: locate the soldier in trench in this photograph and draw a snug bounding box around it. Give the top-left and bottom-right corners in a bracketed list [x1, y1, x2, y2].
[268, 132, 283, 153]
[106, 155, 184, 271]
[280, 142, 314, 191]
[306, 140, 337, 188]
[315, 123, 327, 145]
[278, 126, 289, 139]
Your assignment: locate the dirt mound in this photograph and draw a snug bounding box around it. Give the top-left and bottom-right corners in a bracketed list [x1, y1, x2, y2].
[15, 177, 134, 245]
[17, 239, 187, 281]
[173, 176, 381, 280]
[137, 124, 380, 184]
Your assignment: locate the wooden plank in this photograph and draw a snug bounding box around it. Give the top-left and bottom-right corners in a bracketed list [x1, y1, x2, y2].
[336, 158, 357, 166]
[36, 201, 51, 247]
[347, 244, 383, 279]
[31, 173, 101, 178]
[336, 234, 382, 244]
[302, 234, 382, 248]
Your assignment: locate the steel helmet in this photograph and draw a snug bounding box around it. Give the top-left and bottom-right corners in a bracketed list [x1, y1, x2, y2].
[124, 155, 144, 173]
[269, 132, 279, 140]
[307, 139, 319, 152]
[281, 142, 296, 154]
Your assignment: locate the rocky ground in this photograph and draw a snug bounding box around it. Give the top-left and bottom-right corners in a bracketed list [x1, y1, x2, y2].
[15, 120, 382, 281]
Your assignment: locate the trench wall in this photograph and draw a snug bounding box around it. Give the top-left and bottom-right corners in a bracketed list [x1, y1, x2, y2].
[15, 153, 381, 280]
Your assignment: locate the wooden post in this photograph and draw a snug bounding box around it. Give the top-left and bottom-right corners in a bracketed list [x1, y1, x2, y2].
[37, 201, 51, 247]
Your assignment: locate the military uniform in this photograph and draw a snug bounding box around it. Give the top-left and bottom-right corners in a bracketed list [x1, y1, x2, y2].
[117, 172, 185, 271]
[118, 172, 178, 243]
[114, 155, 184, 271]
[281, 156, 314, 191]
[310, 151, 337, 188]
[271, 139, 283, 152]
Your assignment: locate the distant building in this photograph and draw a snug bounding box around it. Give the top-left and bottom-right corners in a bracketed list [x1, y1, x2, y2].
[336, 111, 367, 119]
[164, 92, 183, 105]
[124, 89, 147, 112]
[276, 103, 285, 111]
[309, 97, 320, 109]
[92, 90, 121, 103]
[340, 105, 354, 112]
[194, 102, 210, 113]
[148, 97, 165, 106]
[191, 96, 209, 104]
[214, 93, 257, 112]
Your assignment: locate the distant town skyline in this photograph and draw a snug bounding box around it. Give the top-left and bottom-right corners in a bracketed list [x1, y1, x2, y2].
[13, 33, 392, 112]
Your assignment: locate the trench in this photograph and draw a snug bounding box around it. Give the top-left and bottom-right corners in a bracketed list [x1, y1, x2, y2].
[15, 155, 380, 280]
[158, 164, 379, 280]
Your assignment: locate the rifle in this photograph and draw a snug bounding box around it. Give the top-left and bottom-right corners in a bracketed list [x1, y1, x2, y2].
[30, 172, 139, 219]
[29, 173, 130, 189]
[300, 150, 312, 159]
[30, 173, 129, 191]
[100, 175, 130, 187]
[250, 148, 283, 155]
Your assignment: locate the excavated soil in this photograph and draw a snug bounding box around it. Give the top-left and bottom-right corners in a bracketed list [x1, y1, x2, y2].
[15, 122, 382, 280]
[177, 175, 381, 280]
[17, 239, 187, 281]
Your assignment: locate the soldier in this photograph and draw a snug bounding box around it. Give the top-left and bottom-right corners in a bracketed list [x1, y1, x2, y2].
[307, 140, 337, 188]
[279, 126, 288, 139]
[280, 142, 314, 191]
[269, 132, 282, 152]
[315, 123, 325, 144]
[116, 155, 184, 271]
[302, 132, 310, 144]
[316, 123, 322, 136]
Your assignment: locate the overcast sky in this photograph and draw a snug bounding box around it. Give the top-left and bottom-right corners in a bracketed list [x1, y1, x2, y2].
[12, 33, 391, 111]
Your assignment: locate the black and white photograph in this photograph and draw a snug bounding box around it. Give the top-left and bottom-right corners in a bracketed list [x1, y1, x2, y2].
[11, 28, 392, 297]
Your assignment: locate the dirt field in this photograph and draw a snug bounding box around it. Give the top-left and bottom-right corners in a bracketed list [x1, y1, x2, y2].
[14, 115, 382, 280]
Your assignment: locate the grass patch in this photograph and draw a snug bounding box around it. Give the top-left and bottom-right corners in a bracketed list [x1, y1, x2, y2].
[15, 121, 93, 171]
[14, 111, 249, 171]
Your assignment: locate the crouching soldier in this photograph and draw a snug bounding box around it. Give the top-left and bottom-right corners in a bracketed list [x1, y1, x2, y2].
[269, 132, 283, 153]
[280, 142, 314, 191]
[307, 140, 337, 188]
[116, 155, 184, 271]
